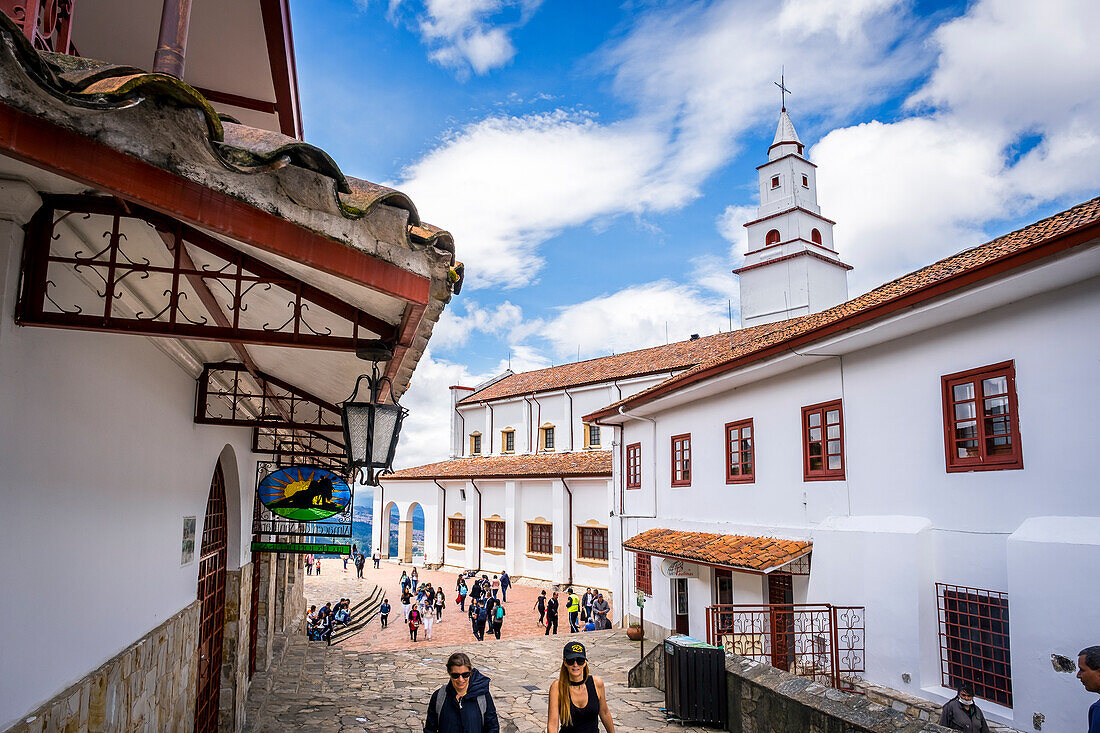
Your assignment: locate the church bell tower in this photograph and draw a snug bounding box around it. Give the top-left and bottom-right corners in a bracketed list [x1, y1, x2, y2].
[735, 96, 852, 328]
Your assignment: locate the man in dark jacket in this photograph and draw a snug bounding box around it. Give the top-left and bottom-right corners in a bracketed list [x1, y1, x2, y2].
[1079, 645, 1100, 733]
[544, 592, 559, 635]
[939, 686, 990, 732]
[424, 652, 500, 733]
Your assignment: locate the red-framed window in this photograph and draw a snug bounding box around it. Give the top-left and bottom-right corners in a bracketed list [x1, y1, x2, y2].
[770, 175, 780, 189]
[527, 523, 552, 555]
[448, 517, 466, 546]
[942, 361, 1022, 472]
[725, 419, 754, 483]
[802, 400, 844, 480]
[626, 442, 642, 489]
[811, 228, 822, 244]
[765, 228, 781, 246]
[801, 174, 809, 187]
[635, 552, 652, 596]
[485, 520, 505, 549]
[671, 433, 692, 486]
[577, 527, 608, 561]
[937, 583, 1012, 708]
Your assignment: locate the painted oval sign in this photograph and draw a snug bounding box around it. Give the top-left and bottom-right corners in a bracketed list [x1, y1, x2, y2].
[660, 559, 698, 578]
[258, 466, 351, 521]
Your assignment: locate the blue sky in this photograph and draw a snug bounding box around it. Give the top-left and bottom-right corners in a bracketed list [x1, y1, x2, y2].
[291, 0, 1099, 468]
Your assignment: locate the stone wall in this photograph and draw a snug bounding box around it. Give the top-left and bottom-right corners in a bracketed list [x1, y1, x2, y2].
[254, 553, 278, 673]
[4, 602, 200, 733]
[220, 563, 253, 732]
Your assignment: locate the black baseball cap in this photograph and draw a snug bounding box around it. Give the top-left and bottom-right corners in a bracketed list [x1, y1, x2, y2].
[563, 642, 587, 662]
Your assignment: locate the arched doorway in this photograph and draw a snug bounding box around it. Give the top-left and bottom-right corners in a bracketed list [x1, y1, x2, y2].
[385, 503, 400, 558]
[195, 465, 228, 733]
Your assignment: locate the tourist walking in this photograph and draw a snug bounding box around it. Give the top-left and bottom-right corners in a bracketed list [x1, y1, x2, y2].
[434, 587, 445, 621]
[424, 652, 500, 733]
[1077, 646, 1100, 733]
[401, 587, 413, 622]
[400, 570, 410, 593]
[491, 601, 505, 639]
[411, 568, 419, 588]
[315, 558, 321, 575]
[373, 550, 380, 569]
[408, 606, 423, 642]
[500, 571, 511, 602]
[422, 601, 435, 641]
[547, 642, 615, 732]
[380, 598, 390, 629]
[458, 579, 468, 611]
[544, 592, 559, 635]
[535, 590, 547, 625]
[938, 685, 990, 732]
[566, 588, 581, 633]
[581, 588, 593, 622]
[306, 554, 313, 575]
[355, 551, 365, 579]
[591, 593, 610, 630]
[491, 575, 501, 599]
[470, 599, 488, 641]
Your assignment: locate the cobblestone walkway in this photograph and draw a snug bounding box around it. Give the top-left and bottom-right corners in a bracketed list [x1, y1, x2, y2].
[246, 628, 707, 732]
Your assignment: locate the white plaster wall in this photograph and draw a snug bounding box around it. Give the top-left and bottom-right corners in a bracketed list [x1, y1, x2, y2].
[0, 221, 257, 728]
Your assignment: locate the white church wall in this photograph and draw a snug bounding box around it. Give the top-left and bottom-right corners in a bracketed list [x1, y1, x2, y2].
[0, 221, 257, 727]
[804, 257, 849, 313]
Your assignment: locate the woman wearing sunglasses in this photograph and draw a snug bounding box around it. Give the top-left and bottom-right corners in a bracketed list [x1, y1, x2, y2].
[425, 652, 500, 733]
[548, 642, 615, 732]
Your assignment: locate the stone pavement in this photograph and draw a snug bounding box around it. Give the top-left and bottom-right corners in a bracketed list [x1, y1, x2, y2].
[305, 558, 598, 653]
[245, 627, 709, 732]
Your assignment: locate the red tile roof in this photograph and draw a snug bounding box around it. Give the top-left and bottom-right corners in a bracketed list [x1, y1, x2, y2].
[384, 451, 612, 480]
[588, 196, 1100, 421]
[623, 528, 812, 573]
[458, 323, 792, 405]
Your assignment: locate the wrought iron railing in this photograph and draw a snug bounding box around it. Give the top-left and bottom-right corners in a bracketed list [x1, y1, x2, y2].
[0, 0, 77, 54]
[705, 603, 865, 691]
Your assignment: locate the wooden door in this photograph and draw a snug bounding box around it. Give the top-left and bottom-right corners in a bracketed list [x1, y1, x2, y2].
[768, 573, 794, 671]
[195, 466, 228, 733]
[714, 569, 733, 634]
[673, 578, 690, 635]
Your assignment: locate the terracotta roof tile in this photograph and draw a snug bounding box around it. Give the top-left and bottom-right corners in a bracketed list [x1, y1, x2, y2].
[458, 322, 792, 404]
[623, 528, 811, 573]
[589, 196, 1100, 420]
[384, 450, 612, 480]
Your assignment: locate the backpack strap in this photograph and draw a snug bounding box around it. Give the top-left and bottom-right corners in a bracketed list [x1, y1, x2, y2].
[434, 686, 447, 719]
[477, 694, 487, 722]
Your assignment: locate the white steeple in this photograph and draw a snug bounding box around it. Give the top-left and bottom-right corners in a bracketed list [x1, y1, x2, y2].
[734, 103, 852, 328]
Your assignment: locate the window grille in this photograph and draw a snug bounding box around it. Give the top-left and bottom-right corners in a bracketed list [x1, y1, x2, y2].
[726, 419, 754, 483]
[587, 424, 601, 447]
[448, 518, 466, 546]
[528, 523, 552, 554]
[503, 430, 515, 453]
[802, 401, 844, 480]
[626, 443, 642, 488]
[470, 434, 481, 455]
[485, 520, 505, 549]
[578, 527, 608, 560]
[942, 362, 1022, 472]
[671, 434, 692, 486]
[635, 552, 652, 595]
[543, 427, 555, 450]
[937, 583, 1012, 707]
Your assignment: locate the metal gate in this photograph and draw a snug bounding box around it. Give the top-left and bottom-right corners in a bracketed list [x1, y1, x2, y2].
[705, 603, 865, 691]
[195, 465, 228, 732]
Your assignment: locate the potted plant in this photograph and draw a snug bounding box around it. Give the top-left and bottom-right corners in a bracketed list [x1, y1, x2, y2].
[626, 622, 644, 641]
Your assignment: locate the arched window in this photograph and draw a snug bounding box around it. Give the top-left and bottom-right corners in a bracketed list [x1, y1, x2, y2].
[811, 228, 822, 245]
[765, 229, 781, 246]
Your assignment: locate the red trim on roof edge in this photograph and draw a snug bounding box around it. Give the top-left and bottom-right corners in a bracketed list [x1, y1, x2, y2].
[733, 250, 853, 275]
[450, 385, 476, 390]
[757, 153, 816, 170]
[259, 0, 303, 140]
[587, 219, 1100, 422]
[743, 206, 836, 228]
[744, 237, 836, 258]
[0, 101, 430, 305]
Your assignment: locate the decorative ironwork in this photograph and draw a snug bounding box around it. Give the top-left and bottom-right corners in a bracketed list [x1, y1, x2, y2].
[937, 583, 1012, 707]
[253, 425, 347, 465]
[0, 0, 76, 54]
[706, 603, 865, 691]
[17, 195, 396, 351]
[251, 461, 354, 540]
[197, 362, 343, 432]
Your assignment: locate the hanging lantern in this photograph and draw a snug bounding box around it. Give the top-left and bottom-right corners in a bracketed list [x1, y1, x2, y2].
[340, 362, 407, 485]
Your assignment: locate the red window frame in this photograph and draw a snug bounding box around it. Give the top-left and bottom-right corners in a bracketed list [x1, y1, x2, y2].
[765, 228, 781, 246]
[527, 523, 552, 555]
[635, 552, 652, 596]
[770, 175, 780, 189]
[725, 418, 754, 483]
[802, 400, 844, 480]
[484, 519, 505, 549]
[448, 517, 466, 546]
[626, 442, 642, 489]
[671, 433, 692, 487]
[801, 174, 809, 187]
[811, 228, 822, 244]
[941, 361, 1023, 472]
[577, 527, 608, 561]
[937, 583, 1012, 707]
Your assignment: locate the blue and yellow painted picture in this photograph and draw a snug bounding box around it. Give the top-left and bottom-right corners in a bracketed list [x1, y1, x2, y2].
[258, 466, 351, 522]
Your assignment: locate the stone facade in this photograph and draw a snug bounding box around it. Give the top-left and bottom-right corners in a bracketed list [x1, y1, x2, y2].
[5, 602, 200, 733]
[254, 553, 278, 673]
[220, 563, 253, 732]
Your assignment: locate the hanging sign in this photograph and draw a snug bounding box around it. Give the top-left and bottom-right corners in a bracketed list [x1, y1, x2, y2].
[258, 466, 351, 522]
[660, 558, 698, 578]
[251, 541, 351, 556]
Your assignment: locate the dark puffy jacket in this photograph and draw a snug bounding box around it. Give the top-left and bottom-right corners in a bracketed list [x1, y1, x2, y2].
[939, 698, 990, 733]
[424, 669, 500, 733]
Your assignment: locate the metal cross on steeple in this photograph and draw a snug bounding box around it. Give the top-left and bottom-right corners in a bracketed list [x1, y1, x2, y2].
[774, 69, 790, 112]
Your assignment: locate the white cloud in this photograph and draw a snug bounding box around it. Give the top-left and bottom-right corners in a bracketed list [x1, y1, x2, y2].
[430, 299, 524, 348]
[716, 204, 756, 254]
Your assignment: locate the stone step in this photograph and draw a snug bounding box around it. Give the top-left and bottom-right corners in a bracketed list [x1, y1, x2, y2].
[330, 583, 385, 644]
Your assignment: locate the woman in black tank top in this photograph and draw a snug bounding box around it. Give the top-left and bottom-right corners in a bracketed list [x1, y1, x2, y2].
[547, 642, 615, 733]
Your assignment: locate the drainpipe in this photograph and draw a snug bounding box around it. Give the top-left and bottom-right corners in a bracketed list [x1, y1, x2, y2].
[522, 395, 535, 452]
[456, 405, 466, 457]
[564, 387, 575, 451]
[153, 0, 192, 77]
[433, 479, 447, 567]
[531, 394, 543, 452]
[469, 478, 483, 572]
[561, 477, 574, 586]
[485, 402, 495, 454]
[617, 406, 658, 518]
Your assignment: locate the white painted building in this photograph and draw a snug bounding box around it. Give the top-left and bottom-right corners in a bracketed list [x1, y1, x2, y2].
[583, 112, 1100, 732]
